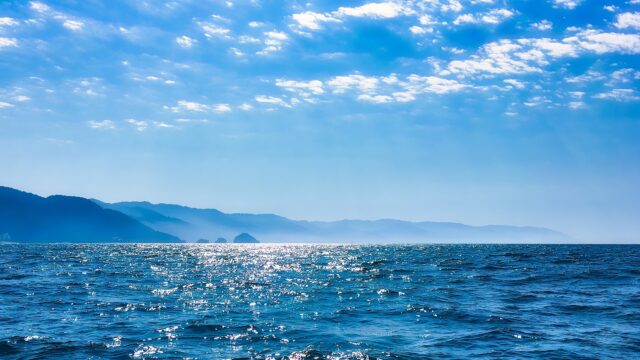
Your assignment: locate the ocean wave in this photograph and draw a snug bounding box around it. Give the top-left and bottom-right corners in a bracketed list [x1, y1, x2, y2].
[0, 244, 638, 359]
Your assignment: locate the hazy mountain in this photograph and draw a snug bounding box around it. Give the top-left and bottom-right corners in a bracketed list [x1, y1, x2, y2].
[100, 201, 569, 243]
[234, 233, 259, 243]
[0, 185, 568, 244]
[0, 187, 181, 243]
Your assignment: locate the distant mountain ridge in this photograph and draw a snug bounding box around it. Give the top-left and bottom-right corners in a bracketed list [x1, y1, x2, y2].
[0, 186, 569, 244]
[99, 200, 569, 243]
[0, 186, 181, 243]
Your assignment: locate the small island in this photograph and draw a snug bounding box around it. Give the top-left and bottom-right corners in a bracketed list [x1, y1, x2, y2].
[215, 237, 227, 244]
[233, 233, 259, 243]
[196, 238, 210, 244]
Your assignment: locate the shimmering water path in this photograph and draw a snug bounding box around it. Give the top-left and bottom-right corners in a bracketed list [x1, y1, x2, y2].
[1, 244, 639, 359]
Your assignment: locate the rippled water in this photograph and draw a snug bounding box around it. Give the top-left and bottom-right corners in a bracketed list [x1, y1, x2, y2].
[1, 244, 639, 359]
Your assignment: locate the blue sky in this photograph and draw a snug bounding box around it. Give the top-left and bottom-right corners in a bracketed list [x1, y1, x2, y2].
[1, 0, 639, 241]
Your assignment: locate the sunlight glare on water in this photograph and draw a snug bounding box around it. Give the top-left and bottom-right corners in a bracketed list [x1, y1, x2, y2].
[0, 244, 639, 359]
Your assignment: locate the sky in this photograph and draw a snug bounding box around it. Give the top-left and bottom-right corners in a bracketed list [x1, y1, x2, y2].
[0, 0, 639, 242]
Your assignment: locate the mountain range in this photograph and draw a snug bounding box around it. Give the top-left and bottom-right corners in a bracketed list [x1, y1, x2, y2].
[0, 186, 569, 243]
[0, 186, 179, 243]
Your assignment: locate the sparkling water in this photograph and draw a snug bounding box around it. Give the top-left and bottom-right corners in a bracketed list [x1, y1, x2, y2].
[1, 244, 639, 359]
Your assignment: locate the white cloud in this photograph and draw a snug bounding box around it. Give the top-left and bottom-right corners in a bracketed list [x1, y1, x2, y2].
[566, 30, 640, 54]
[532, 20, 552, 31]
[229, 47, 244, 56]
[609, 68, 640, 84]
[199, 22, 231, 39]
[419, 15, 436, 25]
[328, 74, 379, 94]
[290, 1, 523, 34]
[0, 37, 18, 48]
[521, 38, 577, 57]
[292, 11, 340, 30]
[166, 100, 233, 113]
[603, 5, 618, 12]
[0, 17, 19, 26]
[566, 71, 605, 83]
[13, 95, 31, 102]
[257, 31, 289, 55]
[238, 35, 260, 44]
[166, 101, 200, 112]
[594, 88, 640, 101]
[392, 91, 416, 102]
[264, 31, 287, 41]
[569, 101, 585, 109]
[255, 95, 291, 107]
[410, 26, 433, 35]
[172, 100, 209, 112]
[239, 103, 253, 110]
[154, 121, 175, 128]
[444, 30, 640, 77]
[358, 94, 393, 103]
[276, 79, 324, 95]
[335, 2, 414, 18]
[213, 104, 232, 113]
[0, 101, 14, 108]
[615, 12, 640, 30]
[30, 1, 51, 13]
[62, 19, 83, 31]
[504, 79, 525, 89]
[176, 35, 197, 48]
[553, 0, 581, 9]
[274, 73, 468, 105]
[446, 40, 542, 76]
[291, 1, 415, 32]
[405, 75, 468, 94]
[87, 120, 115, 130]
[453, 9, 514, 25]
[71, 77, 103, 96]
[126, 119, 148, 131]
[524, 96, 551, 107]
[441, 0, 463, 12]
[29, 2, 98, 37]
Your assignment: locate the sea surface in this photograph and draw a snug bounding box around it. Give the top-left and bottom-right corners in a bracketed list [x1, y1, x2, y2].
[0, 244, 639, 359]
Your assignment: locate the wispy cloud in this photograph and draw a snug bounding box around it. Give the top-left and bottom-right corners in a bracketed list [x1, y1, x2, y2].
[552, 0, 581, 10]
[176, 35, 197, 48]
[0, 37, 18, 48]
[594, 88, 640, 101]
[257, 31, 288, 55]
[62, 19, 84, 31]
[442, 30, 640, 77]
[166, 100, 233, 113]
[453, 9, 514, 25]
[169, 100, 209, 112]
[0, 17, 19, 26]
[271, 73, 468, 105]
[87, 120, 115, 130]
[255, 95, 292, 107]
[13, 95, 31, 102]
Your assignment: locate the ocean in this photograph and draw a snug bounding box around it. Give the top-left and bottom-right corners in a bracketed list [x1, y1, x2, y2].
[0, 244, 638, 359]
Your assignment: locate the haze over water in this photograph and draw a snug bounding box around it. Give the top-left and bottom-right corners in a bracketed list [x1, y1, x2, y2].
[1, 243, 639, 359]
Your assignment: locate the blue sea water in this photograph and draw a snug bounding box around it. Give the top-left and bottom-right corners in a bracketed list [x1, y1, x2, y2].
[0, 244, 639, 359]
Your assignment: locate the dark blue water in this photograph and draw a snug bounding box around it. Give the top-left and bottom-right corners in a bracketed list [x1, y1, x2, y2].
[1, 244, 639, 359]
